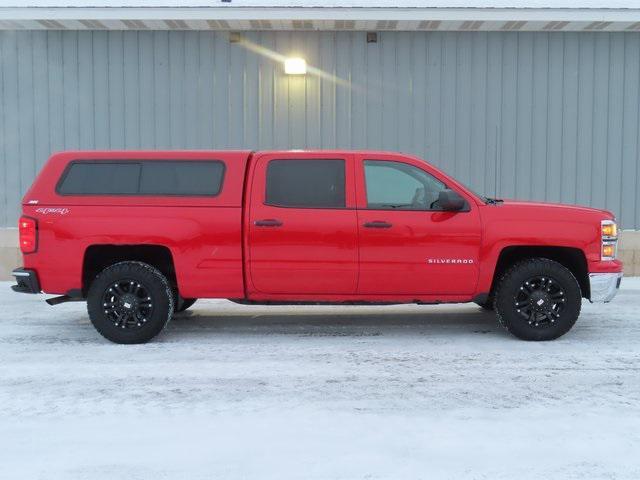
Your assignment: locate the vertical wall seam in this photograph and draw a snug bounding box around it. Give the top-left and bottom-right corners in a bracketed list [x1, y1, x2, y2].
[560, 33, 566, 202]
[514, 33, 519, 197]
[15, 32, 23, 197]
[619, 35, 626, 224]
[1, 34, 7, 226]
[605, 34, 612, 207]
[45, 32, 51, 159]
[106, 31, 111, 148]
[544, 33, 550, 200]
[30, 31, 37, 182]
[136, 31, 141, 148]
[589, 34, 596, 206]
[497, 35, 504, 197]
[575, 33, 581, 204]
[636, 33, 640, 227]
[91, 31, 97, 148]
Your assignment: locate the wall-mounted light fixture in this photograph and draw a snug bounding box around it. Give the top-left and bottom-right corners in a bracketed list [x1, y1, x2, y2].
[284, 57, 307, 75]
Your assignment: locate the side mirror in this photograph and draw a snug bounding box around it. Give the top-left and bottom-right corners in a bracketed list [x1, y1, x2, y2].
[438, 189, 466, 211]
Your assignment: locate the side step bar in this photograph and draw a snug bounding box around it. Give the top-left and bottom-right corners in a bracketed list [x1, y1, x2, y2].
[45, 295, 84, 306]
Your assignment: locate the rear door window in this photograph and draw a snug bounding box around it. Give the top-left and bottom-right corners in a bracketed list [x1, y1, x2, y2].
[265, 159, 346, 208]
[57, 160, 225, 196]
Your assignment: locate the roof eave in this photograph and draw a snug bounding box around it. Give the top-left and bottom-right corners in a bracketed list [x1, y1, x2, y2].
[1, 7, 640, 31]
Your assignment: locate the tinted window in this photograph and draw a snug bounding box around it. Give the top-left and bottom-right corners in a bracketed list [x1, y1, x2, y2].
[139, 162, 224, 195]
[57, 162, 141, 195]
[266, 159, 346, 208]
[57, 160, 225, 196]
[364, 160, 446, 210]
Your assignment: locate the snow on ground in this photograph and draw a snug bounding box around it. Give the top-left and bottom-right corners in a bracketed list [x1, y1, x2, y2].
[1, 279, 640, 479]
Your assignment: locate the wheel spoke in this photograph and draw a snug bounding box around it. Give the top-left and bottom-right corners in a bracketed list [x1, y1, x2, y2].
[515, 274, 567, 329]
[102, 279, 153, 331]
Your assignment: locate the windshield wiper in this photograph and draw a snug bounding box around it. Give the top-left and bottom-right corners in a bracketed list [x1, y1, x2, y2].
[484, 197, 504, 205]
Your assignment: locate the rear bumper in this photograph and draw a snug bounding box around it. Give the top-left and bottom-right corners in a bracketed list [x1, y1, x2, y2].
[589, 272, 623, 303]
[11, 268, 41, 294]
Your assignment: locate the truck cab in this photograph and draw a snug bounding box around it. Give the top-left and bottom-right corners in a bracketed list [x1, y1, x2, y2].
[12, 150, 623, 343]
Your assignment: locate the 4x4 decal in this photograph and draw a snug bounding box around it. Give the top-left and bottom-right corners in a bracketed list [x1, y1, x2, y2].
[35, 207, 70, 216]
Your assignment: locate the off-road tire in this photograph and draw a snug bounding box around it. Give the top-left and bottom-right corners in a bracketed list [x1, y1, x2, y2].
[87, 261, 174, 344]
[494, 258, 582, 341]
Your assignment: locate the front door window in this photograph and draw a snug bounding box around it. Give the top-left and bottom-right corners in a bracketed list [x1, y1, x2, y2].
[364, 160, 446, 211]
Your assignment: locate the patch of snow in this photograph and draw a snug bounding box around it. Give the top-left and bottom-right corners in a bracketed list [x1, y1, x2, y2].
[1, 278, 639, 479]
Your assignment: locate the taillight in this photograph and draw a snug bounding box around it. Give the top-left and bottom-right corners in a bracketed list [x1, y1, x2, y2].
[601, 219, 618, 261]
[19, 216, 38, 254]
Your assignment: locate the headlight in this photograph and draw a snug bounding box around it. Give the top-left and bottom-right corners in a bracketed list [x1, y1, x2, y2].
[601, 219, 618, 261]
[601, 221, 617, 239]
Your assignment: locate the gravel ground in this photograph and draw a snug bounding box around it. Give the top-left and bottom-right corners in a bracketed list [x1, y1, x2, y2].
[1, 279, 639, 479]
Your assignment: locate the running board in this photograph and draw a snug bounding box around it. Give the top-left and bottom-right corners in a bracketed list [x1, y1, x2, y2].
[45, 295, 84, 306]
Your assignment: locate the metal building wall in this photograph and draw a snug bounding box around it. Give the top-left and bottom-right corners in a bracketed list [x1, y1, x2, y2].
[1, 30, 639, 228]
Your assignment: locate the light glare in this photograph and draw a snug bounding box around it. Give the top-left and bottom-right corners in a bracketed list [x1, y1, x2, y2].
[284, 57, 307, 75]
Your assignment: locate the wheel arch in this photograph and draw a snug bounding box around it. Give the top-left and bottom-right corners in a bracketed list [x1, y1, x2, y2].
[82, 244, 177, 297]
[489, 246, 590, 299]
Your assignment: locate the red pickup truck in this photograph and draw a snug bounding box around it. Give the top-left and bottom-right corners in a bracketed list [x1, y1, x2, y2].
[12, 150, 623, 344]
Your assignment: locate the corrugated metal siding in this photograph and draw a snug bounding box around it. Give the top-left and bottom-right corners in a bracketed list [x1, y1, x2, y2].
[1, 30, 639, 228]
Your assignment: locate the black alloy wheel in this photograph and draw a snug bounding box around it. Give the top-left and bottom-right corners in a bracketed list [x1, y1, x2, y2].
[102, 279, 154, 329]
[513, 275, 566, 328]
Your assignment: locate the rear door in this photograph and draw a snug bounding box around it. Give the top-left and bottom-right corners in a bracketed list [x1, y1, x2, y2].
[247, 152, 358, 295]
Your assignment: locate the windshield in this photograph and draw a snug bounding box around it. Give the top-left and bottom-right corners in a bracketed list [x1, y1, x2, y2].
[414, 156, 499, 204]
[458, 182, 502, 204]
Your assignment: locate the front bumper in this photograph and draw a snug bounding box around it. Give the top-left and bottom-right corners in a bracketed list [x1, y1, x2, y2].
[11, 268, 41, 294]
[589, 272, 623, 303]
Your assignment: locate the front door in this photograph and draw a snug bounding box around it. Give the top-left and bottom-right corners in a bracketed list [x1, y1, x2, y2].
[247, 153, 358, 295]
[355, 155, 481, 296]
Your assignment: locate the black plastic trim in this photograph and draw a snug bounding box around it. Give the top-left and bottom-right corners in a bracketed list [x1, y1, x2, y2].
[472, 292, 490, 304]
[11, 268, 41, 294]
[65, 288, 84, 298]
